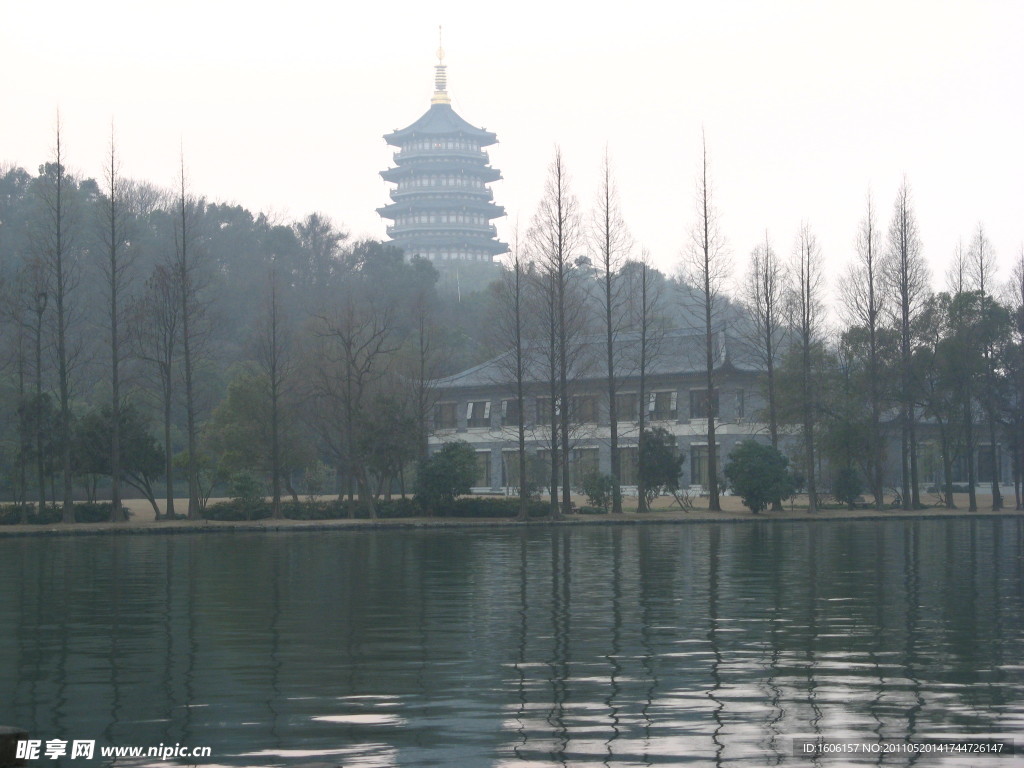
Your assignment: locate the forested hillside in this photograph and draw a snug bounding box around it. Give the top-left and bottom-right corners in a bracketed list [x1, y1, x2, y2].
[2, 144, 1022, 521]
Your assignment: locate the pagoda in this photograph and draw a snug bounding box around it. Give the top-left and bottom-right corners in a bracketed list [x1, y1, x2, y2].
[377, 42, 507, 264]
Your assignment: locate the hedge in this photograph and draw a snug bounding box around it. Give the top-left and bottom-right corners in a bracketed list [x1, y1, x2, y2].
[0, 502, 131, 525]
[201, 496, 553, 521]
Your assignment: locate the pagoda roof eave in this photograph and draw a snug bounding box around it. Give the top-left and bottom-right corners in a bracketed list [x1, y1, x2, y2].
[384, 103, 497, 146]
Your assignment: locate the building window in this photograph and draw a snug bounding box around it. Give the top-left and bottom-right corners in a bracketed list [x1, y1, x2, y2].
[734, 389, 745, 419]
[951, 453, 968, 484]
[570, 448, 600, 489]
[690, 445, 719, 489]
[649, 391, 678, 421]
[434, 402, 457, 430]
[571, 395, 598, 424]
[536, 397, 554, 426]
[689, 389, 719, 419]
[474, 451, 492, 488]
[501, 399, 520, 427]
[501, 450, 523, 489]
[615, 393, 638, 423]
[533, 449, 553, 489]
[618, 446, 638, 486]
[977, 445, 997, 484]
[467, 400, 491, 428]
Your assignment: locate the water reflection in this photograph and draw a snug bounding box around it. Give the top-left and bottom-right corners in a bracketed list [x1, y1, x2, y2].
[0, 518, 1022, 767]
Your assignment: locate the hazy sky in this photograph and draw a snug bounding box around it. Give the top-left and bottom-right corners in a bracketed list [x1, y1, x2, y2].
[3, 0, 1022, 294]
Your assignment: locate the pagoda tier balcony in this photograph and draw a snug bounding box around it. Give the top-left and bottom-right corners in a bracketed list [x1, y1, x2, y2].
[378, 200, 506, 220]
[380, 164, 502, 184]
[388, 187, 494, 203]
[386, 223, 499, 239]
[391, 235, 509, 257]
[394, 147, 488, 163]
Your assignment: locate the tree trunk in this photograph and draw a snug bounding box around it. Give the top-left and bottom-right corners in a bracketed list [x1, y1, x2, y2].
[162, 375, 175, 521]
[965, 397, 977, 512]
[937, 419, 956, 509]
[909, 406, 921, 508]
[988, 419, 1002, 510]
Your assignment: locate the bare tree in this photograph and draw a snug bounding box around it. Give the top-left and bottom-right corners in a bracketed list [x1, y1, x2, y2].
[98, 126, 136, 522]
[884, 179, 929, 509]
[792, 223, 826, 513]
[527, 148, 585, 518]
[27, 265, 50, 517]
[1009, 248, 1024, 510]
[841, 193, 887, 508]
[946, 238, 968, 294]
[130, 265, 181, 520]
[624, 252, 667, 513]
[969, 223, 1003, 509]
[681, 133, 730, 511]
[533, 263, 561, 516]
[742, 231, 788, 451]
[404, 280, 443, 467]
[4, 264, 47, 521]
[311, 286, 398, 519]
[968, 224, 998, 300]
[492, 227, 534, 520]
[592, 149, 631, 514]
[740, 231, 789, 510]
[254, 267, 295, 519]
[915, 294, 961, 508]
[173, 156, 209, 519]
[34, 116, 80, 523]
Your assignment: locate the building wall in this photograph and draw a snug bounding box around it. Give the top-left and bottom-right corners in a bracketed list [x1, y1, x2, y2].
[428, 373, 1019, 499]
[428, 371, 770, 493]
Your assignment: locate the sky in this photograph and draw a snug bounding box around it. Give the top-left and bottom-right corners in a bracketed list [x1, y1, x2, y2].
[3, 0, 1023, 297]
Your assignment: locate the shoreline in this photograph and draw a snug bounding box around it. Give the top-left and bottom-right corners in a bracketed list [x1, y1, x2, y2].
[1, 505, 1022, 539]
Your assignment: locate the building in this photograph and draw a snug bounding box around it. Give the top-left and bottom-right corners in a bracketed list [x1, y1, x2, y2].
[426, 328, 1019, 502]
[377, 45, 508, 265]
[427, 330, 766, 493]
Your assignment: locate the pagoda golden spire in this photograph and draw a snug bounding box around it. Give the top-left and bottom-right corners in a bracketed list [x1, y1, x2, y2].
[431, 26, 451, 105]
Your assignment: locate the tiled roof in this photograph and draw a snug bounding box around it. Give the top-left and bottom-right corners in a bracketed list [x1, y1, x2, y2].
[385, 104, 497, 145]
[433, 329, 761, 390]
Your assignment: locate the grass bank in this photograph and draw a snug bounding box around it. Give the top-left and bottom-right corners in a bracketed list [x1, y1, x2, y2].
[0, 493, 1020, 538]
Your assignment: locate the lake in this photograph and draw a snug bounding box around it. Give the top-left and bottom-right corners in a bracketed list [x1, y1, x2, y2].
[1, 517, 1022, 766]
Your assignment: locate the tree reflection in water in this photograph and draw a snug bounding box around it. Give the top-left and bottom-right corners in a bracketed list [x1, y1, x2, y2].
[0, 518, 1022, 767]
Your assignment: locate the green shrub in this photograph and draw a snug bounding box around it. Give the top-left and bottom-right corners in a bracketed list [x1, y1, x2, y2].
[280, 501, 340, 520]
[202, 497, 425, 522]
[415, 442, 477, 513]
[640, 427, 685, 506]
[198, 495, 556, 522]
[435, 497, 549, 519]
[0, 504, 48, 525]
[371, 498, 422, 519]
[203, 500, 272, 521]
[335, 498, 423, 519]
[303, 460, 334, 502]
[723, 440, 796, 514]
[74, 502, 131, 523]
[229, 471, 264, 503]
[581, 472, 615, 514]
[0, 502, 130, 525]
[831, 467, 863, 508]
